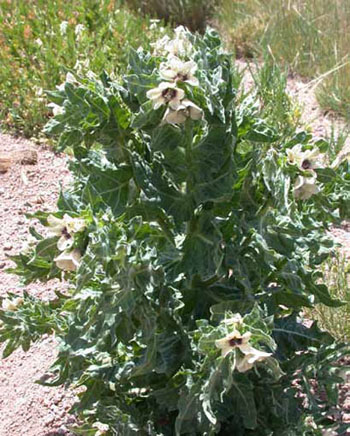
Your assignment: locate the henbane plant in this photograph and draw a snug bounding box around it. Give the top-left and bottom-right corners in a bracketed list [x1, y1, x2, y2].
[2, 27, 350, 435]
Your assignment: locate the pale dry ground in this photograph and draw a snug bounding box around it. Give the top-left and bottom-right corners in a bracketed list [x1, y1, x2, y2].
[0, 135, 76, 436]
[0, 66, 350, 435]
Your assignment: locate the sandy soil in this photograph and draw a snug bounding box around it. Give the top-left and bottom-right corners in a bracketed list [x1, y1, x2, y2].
[0, 68, 350, 435]
[0, 135, 77, 436]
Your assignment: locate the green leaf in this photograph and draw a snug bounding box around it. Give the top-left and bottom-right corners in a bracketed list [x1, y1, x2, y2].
[131, 101, 164, 129]
[180, 212, 223, 281]
[234, 376, 257, 430]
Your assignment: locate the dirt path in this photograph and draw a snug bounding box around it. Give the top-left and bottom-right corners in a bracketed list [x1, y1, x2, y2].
[0, 68, 350, 435]
[0, 135, 76, 436]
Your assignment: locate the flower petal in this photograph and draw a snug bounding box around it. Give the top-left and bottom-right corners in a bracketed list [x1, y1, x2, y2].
[57, 235, 73, 251]
[293, 175, 320, 200]
[159, 69, 177, 81]
[55, 249, 81, 272]
[153, 98, 165, 110]
[2, 297, 23, 312]
[182, 99, 203, 120]
[236, 348, 271, 372]
[186, 76, 199, 87]
[47, 215, 65, 236]
[64, 215, 86, 234]
[236, 355, 254, 373]
[163, 108, 187, 124]
[146, 88, 162, 99]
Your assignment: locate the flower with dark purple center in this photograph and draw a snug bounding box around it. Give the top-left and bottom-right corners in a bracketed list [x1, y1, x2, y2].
[146, 82, 185, 110]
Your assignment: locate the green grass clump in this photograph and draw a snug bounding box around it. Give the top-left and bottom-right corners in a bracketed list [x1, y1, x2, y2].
[217, 0, 350, 121]
[244, 58, 303, 136]
[306, 254, 350, 342]
[0, 0, 166, 138]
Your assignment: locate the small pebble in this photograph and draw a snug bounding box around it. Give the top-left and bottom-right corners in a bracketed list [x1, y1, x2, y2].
[44, 414, 55, 425]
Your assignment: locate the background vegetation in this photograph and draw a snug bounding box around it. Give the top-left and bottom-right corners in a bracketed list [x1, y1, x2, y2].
[0, 0, 166, 138]
[125, 0, 216, 32]
[218, 0, 350, 120]
[1, 0, 350, 136]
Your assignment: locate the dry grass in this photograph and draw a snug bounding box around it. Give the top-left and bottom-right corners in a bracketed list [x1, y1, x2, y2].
[126, 0, 216, 32]
[216, 0, 350, 120]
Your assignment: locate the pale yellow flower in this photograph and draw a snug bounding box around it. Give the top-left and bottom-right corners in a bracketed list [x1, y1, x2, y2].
[2, 297, 24, 312]
[293, 175, 320, 200]
[163, 107, 187, 124]
[235, 346, 272, 373]
[151, 34, 171, 56]
[164, 26, 193, 57]
[151, 26, 192, 57]
[146, 82, 185, 110]
[287, 144, 324, 171]
[215, 329, 271, 373]
[215, 330, 252, 358]
[159, 57, 199, 86]
[54, 248, 81, 272]
[182, 99, 203, 120]
[162, 99, 203, 124]
[47, 214, 86, 251]
[64, 216, 86, 234]
[48, 103, 64, 116]
[92, 422, 109, 436]
[174, 25, 188, 38]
